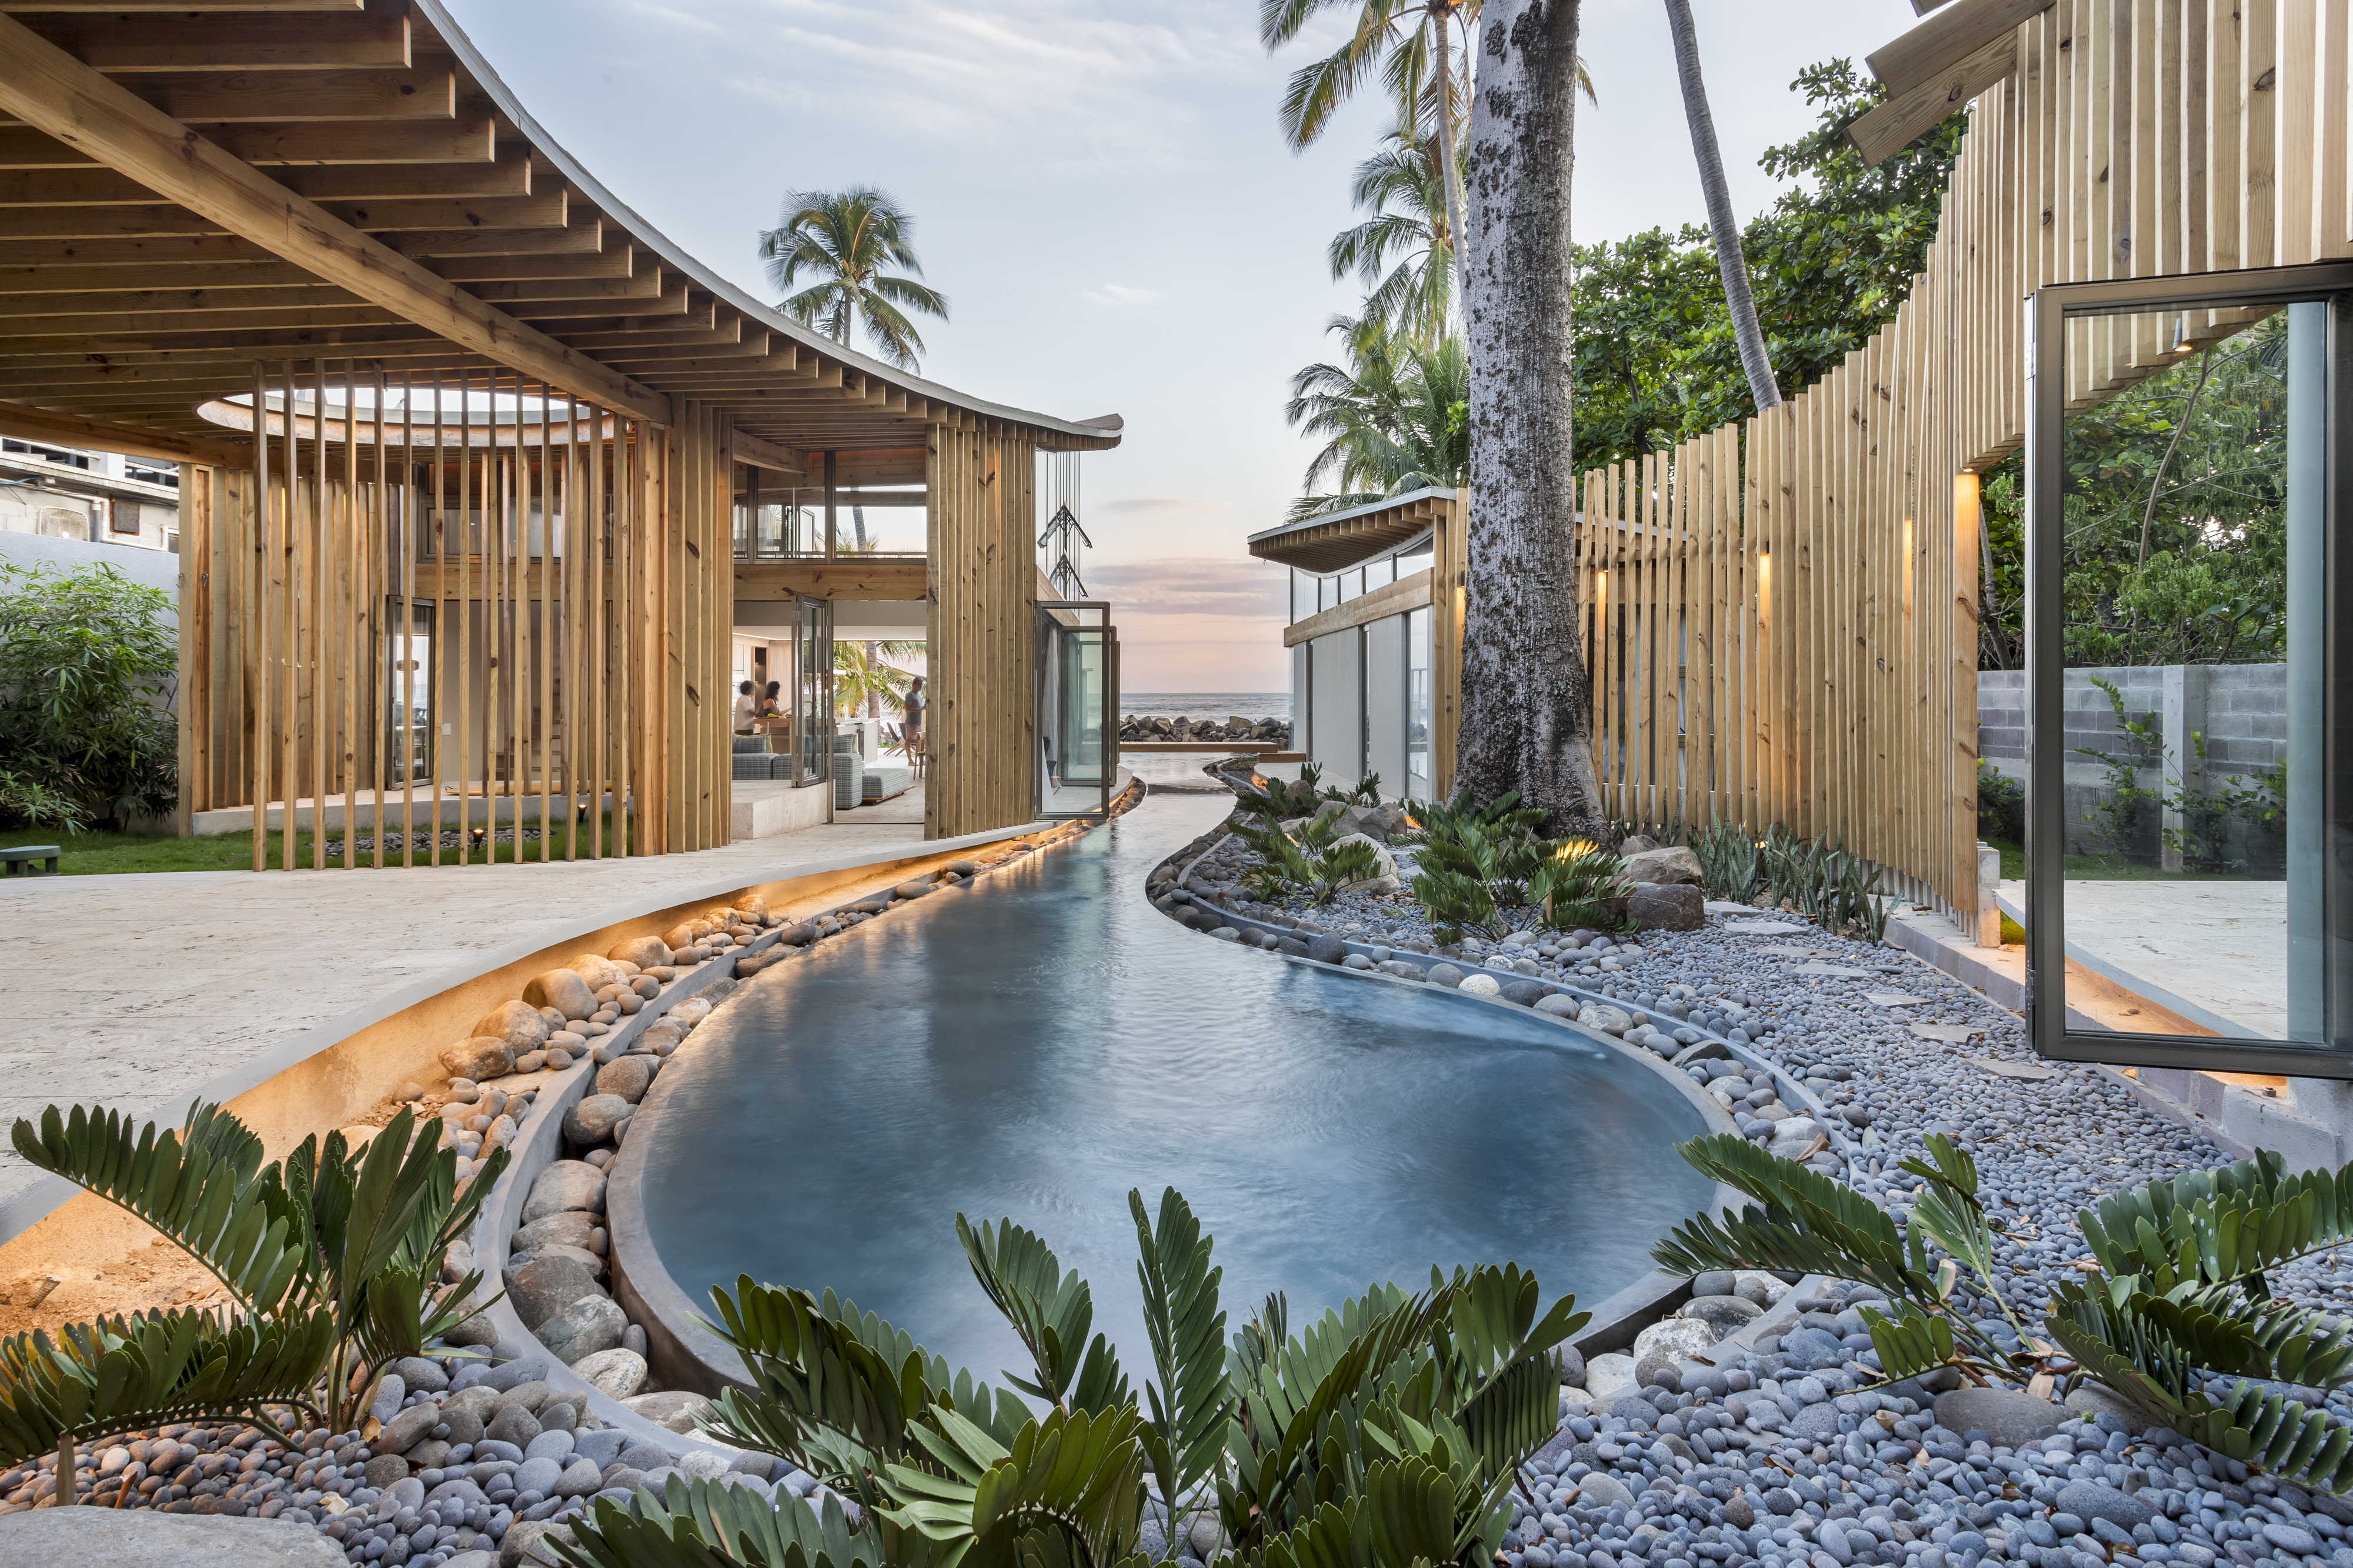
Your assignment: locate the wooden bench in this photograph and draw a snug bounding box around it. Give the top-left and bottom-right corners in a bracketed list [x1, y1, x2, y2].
[1, 845, 60, 875]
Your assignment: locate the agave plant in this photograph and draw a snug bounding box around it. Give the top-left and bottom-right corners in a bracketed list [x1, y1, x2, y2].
[555, 1186, 1584, 1567]
[0, 1100, 508, 1494]
[1653, 1132, 2353, 1493]
[1690, 818, 1761, 902]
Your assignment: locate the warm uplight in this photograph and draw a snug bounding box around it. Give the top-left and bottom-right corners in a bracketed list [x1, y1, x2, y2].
[1556, 840, 1598, 859]
[2170, 315, 2195, 353]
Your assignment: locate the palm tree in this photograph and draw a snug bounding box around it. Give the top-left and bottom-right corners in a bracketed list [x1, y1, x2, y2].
[1264, 0, 1591, 325]
[758, 187, 949, 371]
[1663, 0, 1780, 413]
[1286, 316, 1466, 521]
[832, 639, 922, 720]
[1329, 129, 1458, 348]
[1456, 0, 1603, 833]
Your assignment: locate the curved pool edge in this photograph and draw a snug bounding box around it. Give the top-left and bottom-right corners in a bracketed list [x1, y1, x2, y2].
[605, 836, 1754, 1400]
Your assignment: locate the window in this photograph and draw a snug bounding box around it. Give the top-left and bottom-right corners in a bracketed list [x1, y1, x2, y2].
[1292, 568, 1318, 623]
[109, 500, 141, 534]
[1407, 605, 1432, 800]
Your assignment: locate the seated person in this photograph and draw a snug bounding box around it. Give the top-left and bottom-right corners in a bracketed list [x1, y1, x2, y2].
[732, 680, 758, 735]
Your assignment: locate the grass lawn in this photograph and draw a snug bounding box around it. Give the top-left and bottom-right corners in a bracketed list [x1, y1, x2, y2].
[9, 815, 626, 875]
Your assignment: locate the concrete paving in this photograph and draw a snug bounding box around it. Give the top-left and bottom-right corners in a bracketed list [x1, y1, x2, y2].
[0, 809, 946, 1209]
[1995, 876, 2287, 1039]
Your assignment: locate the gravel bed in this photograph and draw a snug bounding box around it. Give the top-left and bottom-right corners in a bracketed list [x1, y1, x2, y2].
[1152, 819, 2353, 1568]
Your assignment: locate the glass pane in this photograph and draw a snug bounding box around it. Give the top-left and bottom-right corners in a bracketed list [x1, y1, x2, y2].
[1407, 605, 1432, 801]
[2054, 305, 2308, 1049]
[1397, 541, 1435, 578]
[384, 600, 434, 786]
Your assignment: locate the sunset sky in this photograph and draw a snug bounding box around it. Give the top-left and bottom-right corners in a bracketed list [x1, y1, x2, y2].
[447, 0, 1905, 691]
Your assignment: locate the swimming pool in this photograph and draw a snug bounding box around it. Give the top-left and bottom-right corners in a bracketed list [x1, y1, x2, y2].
[629, 792, 1717, 1383]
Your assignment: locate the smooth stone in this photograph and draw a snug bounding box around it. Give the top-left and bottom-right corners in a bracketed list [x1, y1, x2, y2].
[1574, 1472, 1637, 1510]
[506, 1253, 606, 1330]
[486, 1403, 543, 1448]
[571, 1347, 648, 1399]
[395, 1355, 451, 1394]
[562, 1093, 633, 1146]
[439, 1036, 516, 1084]
[472, 1000, 553, 1054]
[521, 1161, 606, 1225]
[499, 1519, 576, 1568]
[594, 1055, 656, 1105]
[1622, 845, 1703, 886]
[1583, 1351, 1638, 1402]
[376, 1400, 442, 1454]
[607, 935, 671, 969]
[622, 1389, 718, 1433]
[368, 1371, 407, 1422]
[1534, 993, 1580, 1017]
[0, 1511, 348, 1565]
[2055, 1481, 2154, 1532]
[511, 1210, 599, 1255]
[1425, 963, 1463, 987]
[512, 1453, 565, 1497]
[1689, 1270, 1738, 1298]
[523, 968, 599, 1020]
[538, 1293, 628, 1364]
[2064, 1382, 2155, 1434]
[554, 1456, 605, 1497]
[363, 1452, 411, 1489]
[441, 1406, 485, 1447]
[523, 1429, 577, 1463]
[1681, 1294, 1762, 1333]
[1934, 1387, 2064, 1447]
[1458, 972, 1502, 997]
[1627, 882, 1706, 932]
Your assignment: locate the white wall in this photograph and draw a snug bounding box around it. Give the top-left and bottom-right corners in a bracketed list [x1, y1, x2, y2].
[1308, 627, 1362, 789]
[1365, 615, 1407, 796]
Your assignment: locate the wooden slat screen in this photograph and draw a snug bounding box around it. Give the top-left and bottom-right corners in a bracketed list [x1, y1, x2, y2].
[1569, 0, 2352, 917]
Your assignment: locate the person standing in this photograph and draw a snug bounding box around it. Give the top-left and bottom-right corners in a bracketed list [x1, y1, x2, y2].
[902, 675, 926, 776]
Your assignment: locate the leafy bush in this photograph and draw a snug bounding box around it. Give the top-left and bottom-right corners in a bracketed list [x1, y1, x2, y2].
[1691, 818, 1761, 901]
[0, 561, 178, 831]
[1755, 826, 1888, 940]
[560, 1187, 1585, 1568]
[1975, 761, 2025, 843]
[1405, 793, 1632, 942]
[1232, 808, 1386, 906]
[2074, 677, 2284, 870]
[1654, 1134, 2353, 1493]
[0, 1100, 507, 1489]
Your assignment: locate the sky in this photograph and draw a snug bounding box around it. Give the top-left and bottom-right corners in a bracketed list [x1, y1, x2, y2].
[444, 0, 1912, 692]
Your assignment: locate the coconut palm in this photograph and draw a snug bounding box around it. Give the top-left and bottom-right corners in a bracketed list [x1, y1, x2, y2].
[1286, 316, 1467, 522]
[1329, 128, 1459, 348]
[758, 188, 949, 372]
[1664, 0, 1781, 413]
[832, 640, 921, 720]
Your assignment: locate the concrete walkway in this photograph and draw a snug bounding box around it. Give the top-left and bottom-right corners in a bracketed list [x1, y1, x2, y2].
[1995, 876, 2287, 1039]
[0, 810, 946, 1209]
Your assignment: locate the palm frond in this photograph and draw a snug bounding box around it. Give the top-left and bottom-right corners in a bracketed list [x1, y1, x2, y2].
[1128, 1187, 1230, 1507]
[556, 1474, 888, 1568]
[882, 1403, 1148, 1568]
[958, 1215, 1129, 1415]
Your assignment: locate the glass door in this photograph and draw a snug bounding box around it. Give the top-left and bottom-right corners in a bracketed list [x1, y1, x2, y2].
[2024, 262, 2353, 1076]
[384, 599, 435, 788]
[794, 595, 833, 788]
[1036, 600, 1117, 818]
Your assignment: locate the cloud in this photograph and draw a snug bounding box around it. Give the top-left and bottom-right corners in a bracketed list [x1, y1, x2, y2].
[1101, 496, 1227, 516]
[1084, 282, 1165, 306]
[1086, 558, 1287, 618]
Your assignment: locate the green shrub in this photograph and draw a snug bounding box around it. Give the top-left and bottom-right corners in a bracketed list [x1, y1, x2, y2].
[1975, 760, 2025, 843]
[0, 561, 178, 831]
[1692, 818, 1761, 901]
[1405, 793, 1632, 942]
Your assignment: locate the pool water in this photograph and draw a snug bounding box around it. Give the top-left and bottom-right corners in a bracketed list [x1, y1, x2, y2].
[633, 793, 1715, 1386]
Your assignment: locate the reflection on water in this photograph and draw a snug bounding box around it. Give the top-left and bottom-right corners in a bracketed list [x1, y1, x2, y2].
[635, 793, 1714, 1382]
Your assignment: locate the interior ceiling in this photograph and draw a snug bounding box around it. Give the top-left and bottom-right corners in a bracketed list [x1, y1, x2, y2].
[0, 0, 1121, 470]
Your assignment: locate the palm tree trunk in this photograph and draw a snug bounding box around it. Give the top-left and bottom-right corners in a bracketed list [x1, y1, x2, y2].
[1458, 0, 1603, 834]
[1663, 0, 1780, 413]
[1431, 3, 1469, 325]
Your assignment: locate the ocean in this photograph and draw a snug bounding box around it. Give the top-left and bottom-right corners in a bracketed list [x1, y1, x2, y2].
[1119, 692, 1290, 722]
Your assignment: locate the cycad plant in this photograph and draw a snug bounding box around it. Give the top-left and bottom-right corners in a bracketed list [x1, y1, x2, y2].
[0, 1101, 506, 1494]
[1654, 1133, 2353, 1493]
[556, 1187, 1584, 1568]
[1402, 792, 1631, 942]
[1231, 801, 1386, 905]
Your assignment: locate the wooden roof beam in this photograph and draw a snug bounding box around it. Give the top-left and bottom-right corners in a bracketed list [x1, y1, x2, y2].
[729, 427, 802, 474]
[1864, 0, 2051, 99]
[16, 5, 409, 74]
[1847, 32, 2017, 165]
[0, 395, 243, 465]
[0, 62, 460, 124]
[0, 16, 665, 419]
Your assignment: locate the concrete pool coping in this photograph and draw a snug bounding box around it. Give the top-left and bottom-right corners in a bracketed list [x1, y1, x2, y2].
[604, 804, 1758, 1399]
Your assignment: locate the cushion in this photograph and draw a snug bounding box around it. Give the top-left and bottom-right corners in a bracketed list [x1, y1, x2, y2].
[769, 755, 797, 780]
[732, 735, 766, 753]
[732, 755, 771, 780]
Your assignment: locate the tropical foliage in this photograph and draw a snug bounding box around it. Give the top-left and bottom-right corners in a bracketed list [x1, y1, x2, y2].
[1569, 60, 1967, 472]
[1284, 316, 1465, 522]
[0, 1101, 506, 1493]
[1977, 313, 2289, 670]
[835, 641, 923, 720]
[760, 188, 949, 371]
[0, 559, 178, 833]
[1329, 129, 1458, 348]
[1654, 1134, 2353, 1494]
[1397, 793, 1632, 942]
[558, 1187, 1584, 1567]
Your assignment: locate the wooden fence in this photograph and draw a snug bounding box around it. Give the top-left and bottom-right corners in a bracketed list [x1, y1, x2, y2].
[1572, 0, 2353, 916]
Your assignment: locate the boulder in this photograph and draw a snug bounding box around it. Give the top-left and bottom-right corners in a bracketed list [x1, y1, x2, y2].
[537, 1293, 628, 1365]
[571, 1346, 649, 1400]
[659, 923, 698, 953]
[473, 1000, 553, 1055]
[606, 935, 671, 970]
[1628, 882, 1705, 932]
[1622, 845, 1703, 886]
[1326, 832, 1399, 892]
[524, 968, 598, 1021]
[563, 1093, 634, 1146]
[1632, 1316, 1719, 1366]
[1932, 1387, 2063, 1447]
[565, 955, 626, 992]
[506, 1253, 608, 1330]
[522, 1160, 606, 1225]
[0, 1510, 349, 1566]
[439, 1036, 516, 1084]
[595, 1055, 658, 1105]
[1583, 1351, 1638, 1402]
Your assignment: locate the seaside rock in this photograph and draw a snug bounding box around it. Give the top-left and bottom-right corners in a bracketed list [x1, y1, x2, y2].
[624, 1390, 719, 1434]
[595, 1055, 657, 1105]
[1627, 882, 1705, 932]
[608, 935, 671, 969]
[1933, 1387, 2063, 1447]
[474, 1000, 554, 1054]
[508, 1253, 607, 1329]
[524, 968, 599, 1020]
[1622, 845, 1703, 886]
[440, 1036, 516, 1083]
[522, 1161, 606, 1224]
[572, 1347, 648, 1400]
[564, 1093, 634, 1146]
[0, 1509, 351, 1565]
[538, 1293, 628, 1365]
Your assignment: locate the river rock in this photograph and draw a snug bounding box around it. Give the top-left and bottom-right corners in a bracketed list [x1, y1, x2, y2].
[565, 954, 626, 992]
[1933, 1386, 2063, 1447]
[607, 935, 671, 969]
[2062, 1381, 2155, 1433]
[523, 968, 598, 1020]
[624, 1389, 718, 1433]
[2055, 1480, 2154, 1532]
[474, 1000, 552, 1054]
[538, 1293, 627, 1364]
[500, 1518, 575, 1568]
[1575, 1473, 1637, 1510]
[1628, 882, 1705, 932]
[1458, 972, 1501, 997]
[563, 1093, 633, 1146]
[1622, 845, 1704, 886]
[1426, 963, 1463, 987]
[1633, 1316, 1718, 1366]
[1584, 1352, 1638, 1402]
[1326, 833, 1399, 892]
[571, 1347, 648, 1399]
[1534, 993, 1579, 1017]
[659, 922, 698, 952]
[440, 1036, 516, 1083]
[441, 1404, 485, 1446]
[1680, 1294, 1762, 1333]
[522, 1161, 606, 1225]
[485, 1402, 542, 1448]
[512, 1210, 599, 1255]
[594, 1055, 658, 1105]
[376, 1400, 442, 1454]
[1578, 1003, 1632, 1035]
[506, 1253, 606, 1330]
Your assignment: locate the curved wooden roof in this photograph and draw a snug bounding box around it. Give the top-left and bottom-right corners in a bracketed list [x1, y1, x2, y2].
[0, 0, 1122, 469]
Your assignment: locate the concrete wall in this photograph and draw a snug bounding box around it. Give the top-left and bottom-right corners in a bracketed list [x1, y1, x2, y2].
[1365, 615, 1407, 796]
[0, 528, 181, 612]
[1308, 627, 1362, 789]
[1978, 664, 2287, 868]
